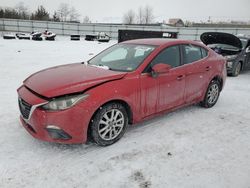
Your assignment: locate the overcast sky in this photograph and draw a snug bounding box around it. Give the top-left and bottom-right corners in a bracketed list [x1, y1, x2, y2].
[1, 0, 249, 23]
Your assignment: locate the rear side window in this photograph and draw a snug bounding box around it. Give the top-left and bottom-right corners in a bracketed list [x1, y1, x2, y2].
[201, 47, 208, 58]
[183, 44, 206, 64]
[151, 45, 181, 68]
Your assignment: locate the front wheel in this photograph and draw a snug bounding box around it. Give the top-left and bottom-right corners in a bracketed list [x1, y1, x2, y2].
[90, 103, 128, 146]
[201, 80, 220, 108]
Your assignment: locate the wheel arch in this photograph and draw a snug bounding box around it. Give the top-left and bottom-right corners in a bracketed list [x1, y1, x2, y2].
[86, 99, 133, 141]
[211, 75, 223, 91]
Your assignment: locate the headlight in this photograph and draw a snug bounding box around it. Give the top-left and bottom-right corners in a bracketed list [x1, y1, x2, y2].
[225, 55, 237, 61]
[41, 94, 89, 111]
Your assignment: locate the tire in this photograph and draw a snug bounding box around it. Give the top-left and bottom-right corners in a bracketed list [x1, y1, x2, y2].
[201, 80, 220, 108]
[232, 62, 241, 77]
[90, 103, 128, 146]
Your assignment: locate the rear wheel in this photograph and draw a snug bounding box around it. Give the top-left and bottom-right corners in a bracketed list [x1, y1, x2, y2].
[90, 103, 128, 146]
[201, 80, 220, 108]
[232, 62, 241, 77]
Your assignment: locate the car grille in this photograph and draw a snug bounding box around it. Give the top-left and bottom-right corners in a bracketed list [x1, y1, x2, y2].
[18, 97, 32, 119]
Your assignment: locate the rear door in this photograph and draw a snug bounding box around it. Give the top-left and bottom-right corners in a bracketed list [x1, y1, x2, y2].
[181, 44, 211, 103]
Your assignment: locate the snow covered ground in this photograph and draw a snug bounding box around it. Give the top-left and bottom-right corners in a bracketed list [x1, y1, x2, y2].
[0, 37, 250, 188]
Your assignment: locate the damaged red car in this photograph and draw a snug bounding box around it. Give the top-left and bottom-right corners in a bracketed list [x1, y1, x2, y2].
[17, 39, 226, 146]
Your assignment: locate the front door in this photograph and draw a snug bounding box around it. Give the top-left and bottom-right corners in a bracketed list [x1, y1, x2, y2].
[140, 73, 158, 117]
[140, 45, 185, 116]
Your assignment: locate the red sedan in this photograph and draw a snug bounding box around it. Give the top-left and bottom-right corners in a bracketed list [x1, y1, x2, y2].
[17, 39, 226, 146]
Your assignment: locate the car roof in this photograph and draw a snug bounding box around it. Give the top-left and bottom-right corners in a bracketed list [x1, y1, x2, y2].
[122, 38, 203, 47]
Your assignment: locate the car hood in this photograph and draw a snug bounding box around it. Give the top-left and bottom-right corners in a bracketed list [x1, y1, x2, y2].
[200, 32, 242, 49]
[24, 63, 127, 98]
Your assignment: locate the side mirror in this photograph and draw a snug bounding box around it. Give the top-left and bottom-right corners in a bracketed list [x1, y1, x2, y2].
[151, 63, 171, 78]
[246, 46, 250, 53]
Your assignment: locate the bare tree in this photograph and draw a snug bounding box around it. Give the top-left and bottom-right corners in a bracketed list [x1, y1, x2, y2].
[143, 5, 154, 24]
[185, 20, 193, 27]
[69, 6, 80, 22]
[32, 5, 49, 21]
[83, 16, 91, 23]
[52, 11, 60, 22]
[15, 2, 28, 14]
[137, 7, 144, 24]
[15, 1, 29, 19]
[123, 9, 136, 24]
[57, 3, 70, 21]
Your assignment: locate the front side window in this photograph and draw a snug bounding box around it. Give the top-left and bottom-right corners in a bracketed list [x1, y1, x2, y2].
[88, 44, 156, 72]
[150, 45, 181, 68]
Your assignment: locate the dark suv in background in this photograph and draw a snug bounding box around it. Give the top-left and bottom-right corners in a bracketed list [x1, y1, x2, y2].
[201, 32, 250, 76]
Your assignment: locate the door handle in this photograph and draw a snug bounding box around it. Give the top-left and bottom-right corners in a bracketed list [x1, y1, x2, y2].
[177, 75, 185, 81]
[205, 66, 212, 71]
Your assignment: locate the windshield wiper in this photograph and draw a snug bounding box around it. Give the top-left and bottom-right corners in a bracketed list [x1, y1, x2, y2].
[90, 64, 110, 70]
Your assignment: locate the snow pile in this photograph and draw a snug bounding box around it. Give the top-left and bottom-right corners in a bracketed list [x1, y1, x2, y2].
[0, 38, 250, 188]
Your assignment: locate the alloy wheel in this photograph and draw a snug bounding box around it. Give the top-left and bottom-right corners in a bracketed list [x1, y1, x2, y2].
[98, 109, 125, 141]
[207, 84, 219, 105]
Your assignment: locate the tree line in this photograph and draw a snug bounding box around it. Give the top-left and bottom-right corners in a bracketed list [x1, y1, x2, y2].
[123, 5, 154, 24]
[0, 2, 155, 24]
[0, 2, 91, 23]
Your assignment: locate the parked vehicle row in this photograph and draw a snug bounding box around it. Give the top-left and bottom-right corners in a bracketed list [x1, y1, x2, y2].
[3, 31, 111, 42]
[17, 38, 227, 146]
[3, 30, 56, 41]
[85, 32, 111, 42]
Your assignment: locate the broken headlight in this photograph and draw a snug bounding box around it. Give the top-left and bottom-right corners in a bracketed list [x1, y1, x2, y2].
[41, 94, 89, 111]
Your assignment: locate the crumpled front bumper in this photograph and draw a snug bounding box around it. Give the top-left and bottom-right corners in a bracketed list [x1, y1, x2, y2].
[17, 85, 91, 144]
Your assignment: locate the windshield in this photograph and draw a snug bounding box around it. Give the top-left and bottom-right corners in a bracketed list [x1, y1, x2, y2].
[88, 44, 156, 72]
[240, 39, 248, 48]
